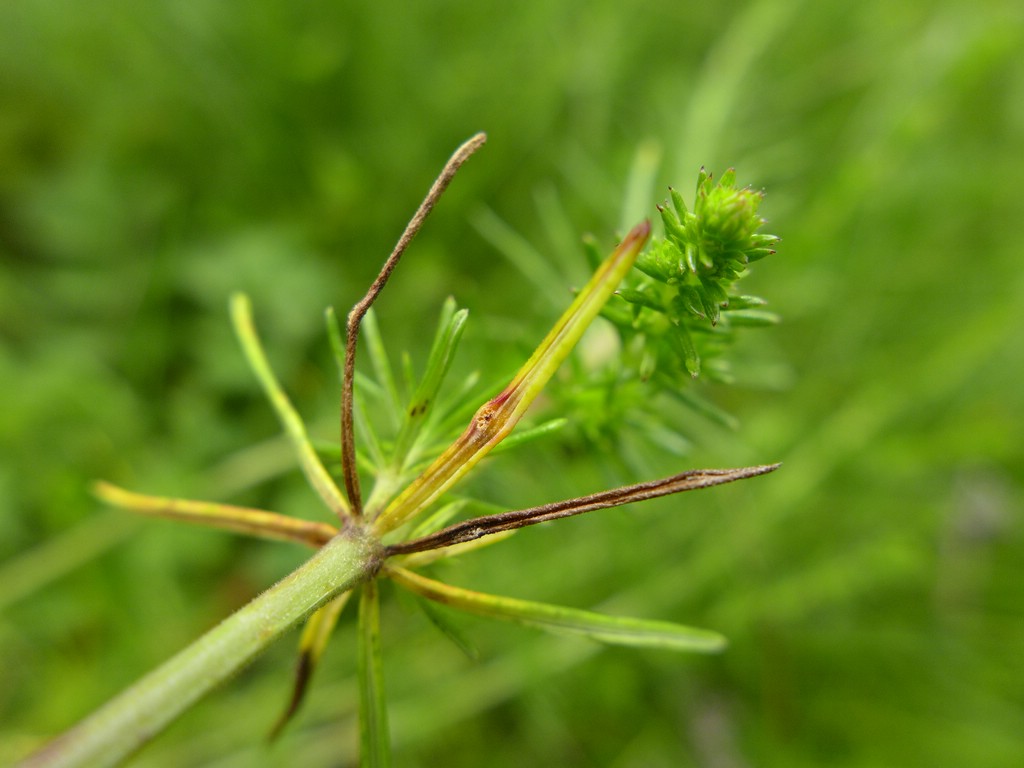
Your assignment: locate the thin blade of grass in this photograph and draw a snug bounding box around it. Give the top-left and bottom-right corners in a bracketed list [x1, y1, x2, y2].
[388, 567, 725, 653]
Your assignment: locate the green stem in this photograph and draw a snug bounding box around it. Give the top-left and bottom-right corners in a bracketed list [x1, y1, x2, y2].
[357, 580, 391, 767]
[18, 531, 381, 768]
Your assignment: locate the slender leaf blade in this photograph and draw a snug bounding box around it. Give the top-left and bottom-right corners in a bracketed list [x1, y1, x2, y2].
[231, 293, 351, 519]
[375, 221, 651, 534]
[360, 308, 403, 431]
[489, 417, 568, 455]
[269, 591, 352, 740]
[358, 580, 391, 768]
[389, 567, 726, 653]
[413, 594, 479, 661]
[93, 482, 337, 548]
[325, 306, 347, 383]
[392, 299, 468, 464]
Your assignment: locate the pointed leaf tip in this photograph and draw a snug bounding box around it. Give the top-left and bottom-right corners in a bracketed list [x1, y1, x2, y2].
[375, 220, 650, 533]
[389, 567, 726, 653]
[628, 218, 652, 242]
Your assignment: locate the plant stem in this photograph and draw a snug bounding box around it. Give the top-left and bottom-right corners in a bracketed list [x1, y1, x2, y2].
[341, 133, 487, 516]
[18, 530, 382, 768]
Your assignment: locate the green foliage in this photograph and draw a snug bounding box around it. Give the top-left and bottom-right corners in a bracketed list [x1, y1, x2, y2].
[13, 160, 769, 765]
[2, 1, 1023, 767]
[606, 168, 779, 383]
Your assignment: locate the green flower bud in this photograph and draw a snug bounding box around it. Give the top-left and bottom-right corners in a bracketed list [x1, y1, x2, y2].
[600, 167, 778, 387]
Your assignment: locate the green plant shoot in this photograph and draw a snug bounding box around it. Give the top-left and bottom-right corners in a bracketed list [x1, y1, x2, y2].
[18, 134, 779, 768]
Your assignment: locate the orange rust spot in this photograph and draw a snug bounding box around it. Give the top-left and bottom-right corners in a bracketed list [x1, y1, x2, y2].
[475, 405, 497, 431]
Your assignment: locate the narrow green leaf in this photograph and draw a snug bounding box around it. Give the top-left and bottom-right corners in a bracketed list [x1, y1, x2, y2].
[353, 389, 388, 471]
[581, 234, 604, 272]
[230, 293, 352, 520]
[684, 242, 700, 275]
[393, 299, 468, 464]
[398, 529, 516, 568]
[375, 221, 651, 534]
[472, 205, 568, 308]
[635, 242, 676, 282]
[361, 308, 403, 432]
[269, 591, 352, 740]
[488, 417, 568, 455]
[658, 204, 688, 243]
[429, 369, 484, 437]
[669, 186, 688, 219]
[617, 288, 666, 313]
[400, 350, 416, 403]
[325, 306, 346, 383]
[744, 247, 775, 262]
[724, 294, 768, 309]
[358, 580, 391, 768]
[633, 417, 693, 457]
[723, 308, 781, 327]
[695, 166, 710, 198]
[413, 593, 479, 661]
[668, 389, 740, 431]
[668, 323, 701, 377]
[408, 499, 472, 539]
[674, 287, 706, 319]
[389, 567, 726, 653]
[93, 481, 337, 548]
[639, 347, 658, 380]
[619, 139, 662, 234]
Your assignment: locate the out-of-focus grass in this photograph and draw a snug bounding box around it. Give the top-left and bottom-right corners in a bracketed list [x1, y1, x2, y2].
[1, 1, 1022, 766]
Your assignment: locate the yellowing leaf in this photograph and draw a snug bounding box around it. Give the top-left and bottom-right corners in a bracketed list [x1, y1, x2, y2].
[388, 566, 725, 653]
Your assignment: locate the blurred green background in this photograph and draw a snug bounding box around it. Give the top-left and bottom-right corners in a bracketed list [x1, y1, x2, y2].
[2, 0, 1022, 766]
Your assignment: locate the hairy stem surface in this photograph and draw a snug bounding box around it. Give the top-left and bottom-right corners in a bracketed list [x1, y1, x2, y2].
[18, 531, 381, 768]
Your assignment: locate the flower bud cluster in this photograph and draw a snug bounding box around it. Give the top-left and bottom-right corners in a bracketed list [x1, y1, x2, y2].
[603, 168, 779, 382]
